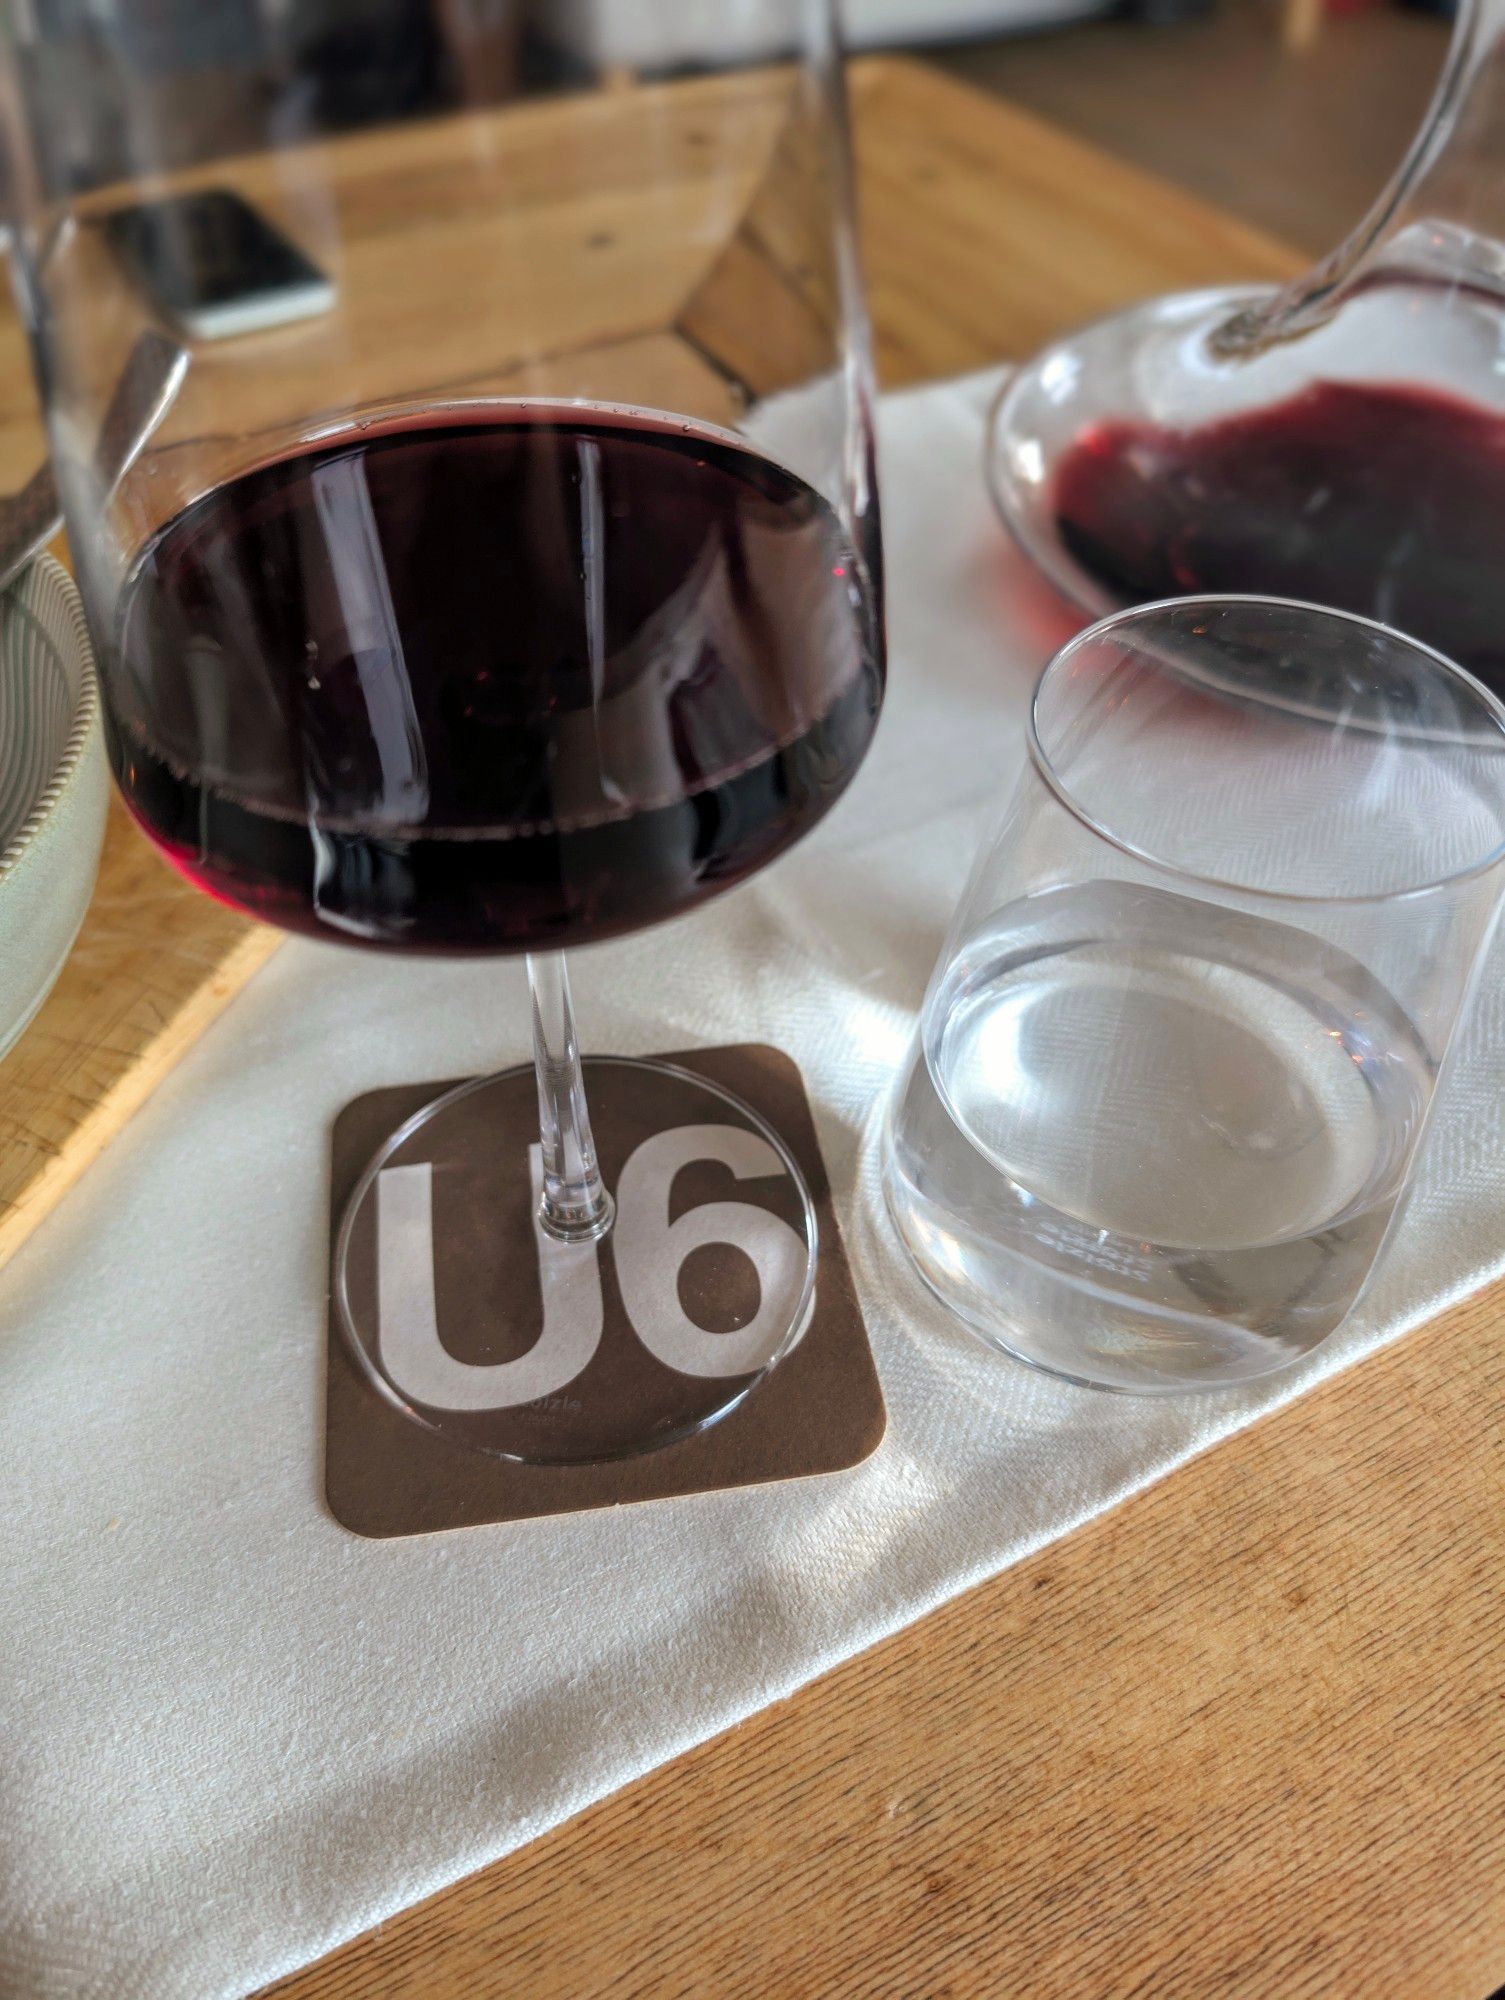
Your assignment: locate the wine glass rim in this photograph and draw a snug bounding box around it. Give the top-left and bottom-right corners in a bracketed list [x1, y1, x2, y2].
[1026, 592, 1505, 907]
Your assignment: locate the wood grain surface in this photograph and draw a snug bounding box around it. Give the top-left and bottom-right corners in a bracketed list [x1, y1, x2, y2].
[931, 2, 1446, 258]
[0, 799, 278, 1267]
[254, 62, 1505, 2000]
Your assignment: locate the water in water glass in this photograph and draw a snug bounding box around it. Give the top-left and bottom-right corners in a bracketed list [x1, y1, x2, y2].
[885, 880, 1433, 1390]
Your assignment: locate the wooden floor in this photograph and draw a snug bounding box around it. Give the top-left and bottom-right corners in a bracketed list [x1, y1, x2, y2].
[933, 0, 1449, 253]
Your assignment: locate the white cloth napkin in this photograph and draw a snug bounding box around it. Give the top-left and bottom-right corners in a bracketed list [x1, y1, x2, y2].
[7, 369, 1505, 2000]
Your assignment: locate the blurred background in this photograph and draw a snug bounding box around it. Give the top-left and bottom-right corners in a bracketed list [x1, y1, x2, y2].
[12, 0, 1448, 251]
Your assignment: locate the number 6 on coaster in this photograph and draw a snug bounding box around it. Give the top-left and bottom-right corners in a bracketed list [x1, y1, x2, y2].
[336, 1056, 818, 1463]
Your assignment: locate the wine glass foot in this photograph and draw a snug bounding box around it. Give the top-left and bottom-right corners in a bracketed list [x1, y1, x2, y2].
[334, 1055, 818, 1466]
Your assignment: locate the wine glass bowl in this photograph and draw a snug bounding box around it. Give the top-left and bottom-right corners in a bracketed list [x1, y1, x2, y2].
[113, 401, 881, 954]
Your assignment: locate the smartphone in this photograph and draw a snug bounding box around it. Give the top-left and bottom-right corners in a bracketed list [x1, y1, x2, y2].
[103, 189, 335, 341]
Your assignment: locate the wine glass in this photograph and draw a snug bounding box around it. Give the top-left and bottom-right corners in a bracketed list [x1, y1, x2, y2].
[0, 0, 884, 1462]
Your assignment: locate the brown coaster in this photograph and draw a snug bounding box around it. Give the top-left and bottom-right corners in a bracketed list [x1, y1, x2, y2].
[325, 1044, 885, 1537]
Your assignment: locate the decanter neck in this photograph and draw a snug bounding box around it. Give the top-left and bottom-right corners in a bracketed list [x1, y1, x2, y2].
[1215, 0, 1505, 354]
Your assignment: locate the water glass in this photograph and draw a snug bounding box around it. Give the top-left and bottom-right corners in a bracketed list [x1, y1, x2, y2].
[884, 596, 1505, 1393]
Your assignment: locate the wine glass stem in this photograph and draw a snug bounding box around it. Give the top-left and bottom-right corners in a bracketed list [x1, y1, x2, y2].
[527, 950, 614, 1243]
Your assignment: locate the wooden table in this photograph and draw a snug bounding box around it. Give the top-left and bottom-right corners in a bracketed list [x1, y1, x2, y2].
[15, 52, 1484, 2000]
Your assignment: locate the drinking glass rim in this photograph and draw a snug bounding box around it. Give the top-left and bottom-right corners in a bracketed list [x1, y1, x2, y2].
[1026, 592, 1505, 907]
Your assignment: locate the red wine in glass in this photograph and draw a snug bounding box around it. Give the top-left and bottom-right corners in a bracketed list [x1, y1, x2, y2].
[1052, 379, 1505, 692]
[111, 406, 882, 953]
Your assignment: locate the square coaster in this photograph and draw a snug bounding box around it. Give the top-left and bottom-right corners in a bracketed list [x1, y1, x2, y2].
[325, 1044, 885, 1537]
